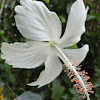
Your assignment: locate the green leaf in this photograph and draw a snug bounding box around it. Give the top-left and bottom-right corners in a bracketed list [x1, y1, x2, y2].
[0, 64, 8, 70]
[59, 16, 66, 23]
[87, 14, 96, 21]
[92, 13, 100, 17]
[0, 31, 4, 36]
[17, 91, 42, 100]
[61, 94, 71, 100]
[87, 13, 100, 22]
[95, 87, 100, 97]
[44, 0, 50, 4]
[69, 87, 81, 100]
[94, 78, 100, 88]
[10, 0, 16, 10]
[27, 70, 32, 77]
[51, 78, 65, 100]
[65, 44, 78, 49]
[2, 98, 8, 100]
[0, 80, 5, 87]
[9, 74, 15, 83]
[66, 2, 73, 14]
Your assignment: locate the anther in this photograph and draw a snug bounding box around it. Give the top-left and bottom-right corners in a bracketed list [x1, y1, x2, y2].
[66, 68, 69, 70]
[63, 64, 66, 67]
[64, 70, 66, 72]
[83, 96, 85, 98]
[78, 68, 81, 71]
[71, 79, 74, 83]
[69, 75, 72, 78]
[63, 63, 94, 98]
[79, 96, 81, 98]
[92, 91, 94, 94]
[72, 64, 74, 66]
[73, 84, 76, 87]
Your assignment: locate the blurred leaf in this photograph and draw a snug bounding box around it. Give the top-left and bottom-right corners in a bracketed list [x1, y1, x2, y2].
[66, 2, 73, 14]
[61, 94, 70, 100]
[18, 87, 26, 92]
[40, 88, 51, 99]
[2, 37, 9, 42]
[94, 78, 100, 88]
[61, 72, 71, 85]
[70, 87, 77, 94]
[51, 78, 65, 100]
[70, 87, 82, 100]
[17, 91, 42, 100]
[0, 80, 5, 87]
[0, 31, 4, 36]
[2, 98, 8, 100]
[8, 73, 15, 83]
[10, 0, 16, 10]
[92, 13, 100, 17]
[87, 14, 96, 21]
[65, 44, 78, 49]
[44, 0, 50, 4]
[59, 15, 66, 23]
[95, 87, 100, 97]
[87, 13, 100, 21]
[26, 70, 32, 77]
[0, 64, 8, 70]
[3, 19, 10, 30]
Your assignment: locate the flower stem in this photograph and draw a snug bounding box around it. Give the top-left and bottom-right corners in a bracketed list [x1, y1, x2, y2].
[54, 44, 90, 100]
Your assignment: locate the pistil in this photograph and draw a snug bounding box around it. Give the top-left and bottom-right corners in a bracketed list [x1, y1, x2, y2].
[54, 44, 93, 100]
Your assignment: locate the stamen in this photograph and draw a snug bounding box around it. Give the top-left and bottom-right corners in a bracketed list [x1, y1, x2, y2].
[74, 59, 77, 65]
[53, 44, 93, 100]
[63, 64, 94, 99]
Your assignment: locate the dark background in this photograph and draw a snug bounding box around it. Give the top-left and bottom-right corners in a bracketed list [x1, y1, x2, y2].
[0, 0, 100, 100]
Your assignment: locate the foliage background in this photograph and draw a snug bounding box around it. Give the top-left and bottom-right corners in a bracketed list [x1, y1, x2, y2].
[0, 0, 100, 100]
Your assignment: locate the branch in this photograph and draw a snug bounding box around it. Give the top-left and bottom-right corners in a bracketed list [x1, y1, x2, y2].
[6, 84, 16, 96]
[0, 0, 6, 18]
[7, 31, 17, 42]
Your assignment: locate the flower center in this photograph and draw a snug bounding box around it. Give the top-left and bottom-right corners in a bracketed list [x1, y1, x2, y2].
[50, 41, 57, 47]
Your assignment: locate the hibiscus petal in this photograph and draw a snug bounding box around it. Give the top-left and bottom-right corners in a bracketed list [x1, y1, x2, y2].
[15, 0, 62, 42]
[57, 45, 89, 67]
[1, 41, 50, 69]
[58, 0, 89, 47]
[27, 49, 62, 87]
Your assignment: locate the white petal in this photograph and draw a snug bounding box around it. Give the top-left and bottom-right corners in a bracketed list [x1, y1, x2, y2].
[28, 49, 62, 87]
[15, 0, 62, 42]
[1, 41, 50, 69]
[58, 0, 89, 47]
[57, 44, 89, 67]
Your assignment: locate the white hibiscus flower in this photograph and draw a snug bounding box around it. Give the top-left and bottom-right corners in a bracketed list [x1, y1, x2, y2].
[1, 0, 94, 100]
